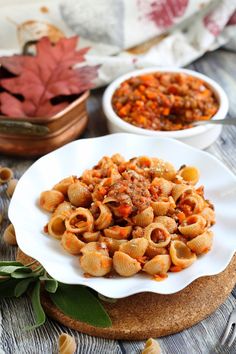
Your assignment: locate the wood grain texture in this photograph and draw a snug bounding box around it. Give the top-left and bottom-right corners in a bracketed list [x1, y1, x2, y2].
[0, 48, 236, 353]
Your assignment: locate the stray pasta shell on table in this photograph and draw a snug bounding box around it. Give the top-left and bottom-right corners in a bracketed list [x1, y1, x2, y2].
[0, 167, 13, 184]
[178, 165, 200, 185]
[132, 206, 154, 227]
[65, 207, 94, 233]
[143, 254, 171, 275]
[187, 230, 214, 255]
[67, 181, 92, 207]
[113, 251, 141, 276]
[39, 190, 65, 212]
[58, 333, 76, 354]
[3, 223, 17, 246]
[178, 214, 206, 238]
[103, 225, 132, 240]
[80, 251, 112, 276]
[144, 223, 171, 248]
[61, 232, 85, 255]
[154, 216, 177, 233]
[170, 240, 197, 268]
[6, 179, 18, 198]
[142, 338, 162, 354]
[53, 176, 76, 195]
[119, 237, 148, 259]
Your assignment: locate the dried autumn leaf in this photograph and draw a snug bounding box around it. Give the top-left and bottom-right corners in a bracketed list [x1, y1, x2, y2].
[0, 36, 98, 118]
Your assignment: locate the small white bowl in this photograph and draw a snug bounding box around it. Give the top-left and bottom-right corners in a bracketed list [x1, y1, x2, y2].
[103, 67, 229, 150]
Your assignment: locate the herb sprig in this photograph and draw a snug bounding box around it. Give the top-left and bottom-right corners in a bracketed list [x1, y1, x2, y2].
[0, 261, 112, 329]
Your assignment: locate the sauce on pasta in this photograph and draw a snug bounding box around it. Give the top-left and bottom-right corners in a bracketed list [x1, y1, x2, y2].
[39, 154, 215, 279]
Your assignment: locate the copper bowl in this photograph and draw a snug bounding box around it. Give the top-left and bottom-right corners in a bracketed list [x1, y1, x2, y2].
[0, 91, 89, 157]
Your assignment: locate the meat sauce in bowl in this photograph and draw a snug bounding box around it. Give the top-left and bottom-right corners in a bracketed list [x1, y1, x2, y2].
[112, 72, 219, 131]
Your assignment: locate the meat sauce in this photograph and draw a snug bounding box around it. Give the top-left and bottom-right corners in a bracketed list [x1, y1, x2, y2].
[112, 72, 219, 131]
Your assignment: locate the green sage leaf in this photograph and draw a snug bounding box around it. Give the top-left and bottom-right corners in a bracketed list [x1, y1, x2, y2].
[43, 279, 58, 293]
[0, 278, 21, 298]
[49, 284, 112, 328]
[0, 261, 23, 267]
[11, 271, 39, 279]
[25, 281, 46, 330]
[14, 278, 36, 297]
[0, 265, 32, 275]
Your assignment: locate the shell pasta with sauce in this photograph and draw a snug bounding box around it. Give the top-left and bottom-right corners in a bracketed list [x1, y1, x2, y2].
[39, 154, 215, 279]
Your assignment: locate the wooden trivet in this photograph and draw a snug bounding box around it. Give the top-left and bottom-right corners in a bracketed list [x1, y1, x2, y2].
[17, 249, 236, 340]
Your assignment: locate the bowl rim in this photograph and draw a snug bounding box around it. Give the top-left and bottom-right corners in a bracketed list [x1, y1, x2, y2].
[102, 67, 229, 138]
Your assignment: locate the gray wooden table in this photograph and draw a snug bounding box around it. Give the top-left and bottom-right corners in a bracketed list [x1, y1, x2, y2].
[0, 48, 236, 354]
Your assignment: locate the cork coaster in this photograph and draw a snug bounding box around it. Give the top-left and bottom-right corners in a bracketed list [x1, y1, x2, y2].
[17, 249, 236, 340]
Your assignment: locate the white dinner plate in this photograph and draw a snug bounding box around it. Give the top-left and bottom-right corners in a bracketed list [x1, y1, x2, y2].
[9, 133, 236, 298]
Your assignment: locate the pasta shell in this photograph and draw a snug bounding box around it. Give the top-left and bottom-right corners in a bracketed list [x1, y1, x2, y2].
[3, 224, 17, 246]
[154, 216, 177, 233]
[169, 240, 197, 268]
[113, 251, 141, 276]
[67, 181, 92, 207]
[150, 159, 176, 181]
[0, 167, 13, 184]
[171, 184, 192, 202]
[178, 215, 206, 238]
[98, 236, 127, 256]
[65, 208, 94, 234]
[151, 177, 173, 196]
[143, 255, 171, 275]
[80, 251, 112, 276]
[187, 230, 214, 255]
[80, 241, 109, 256]
[103, 225, 132, 240]
[58, 333, 76, 354]
[178, 193, 205, 215]
[151, 197, 175, 216]
[145, 244, 168, 258]
[93, 202, 113, 230]
[142, 338, 161, 354]
[111, 153, 125, 165]
[144, 223, 171, 248]
[53, 201, 74, 216]
[201, 207, 215, 226]
[132, 207, 154, 227]
[53, 176, 76, 195]
[119, 238, 148, 259]
[6, 179, 18, 198]
[39, 190, 64, 212]
[48, 214, 67, 240]
[83, 231, 100, 242]
[178, 166, 200, 185]
[61, 232, 85, 255]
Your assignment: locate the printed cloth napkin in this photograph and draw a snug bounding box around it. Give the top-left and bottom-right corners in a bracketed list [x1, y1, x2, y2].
[0, 0, 236, 87]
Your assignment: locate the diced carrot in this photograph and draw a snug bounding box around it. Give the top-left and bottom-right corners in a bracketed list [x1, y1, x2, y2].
[170, 265, 183, 272]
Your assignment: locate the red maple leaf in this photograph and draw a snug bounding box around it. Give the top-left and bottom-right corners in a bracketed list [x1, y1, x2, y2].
[0, 36, 98, 118]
